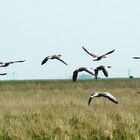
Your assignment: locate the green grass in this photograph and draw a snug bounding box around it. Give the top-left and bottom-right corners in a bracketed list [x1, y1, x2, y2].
[0, 79, 140, 140]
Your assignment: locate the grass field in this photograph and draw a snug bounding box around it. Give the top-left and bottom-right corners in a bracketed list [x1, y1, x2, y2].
[0, 79, 140, 140]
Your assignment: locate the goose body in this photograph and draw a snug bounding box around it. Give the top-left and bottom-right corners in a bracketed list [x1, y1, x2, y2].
[72, 67, 95, 82]
[82, 46, 115, 61]
[41, 55, 68, 65]
[88, 92, 118, 105]
[0, 60, 25, 68]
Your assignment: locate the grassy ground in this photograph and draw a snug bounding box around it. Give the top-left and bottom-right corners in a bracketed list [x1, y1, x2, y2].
[0, 79, 140, 140]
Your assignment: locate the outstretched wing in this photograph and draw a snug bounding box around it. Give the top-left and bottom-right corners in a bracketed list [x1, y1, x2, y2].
[56, 57, 68, 65]
[100, 49, 115, 58]
[9, 60, 25, 64]
[84, 69, 95, 76]
[88, 93, 94, 105]
[103, 93, 118, 104]
[72, 70, 78, 82]
[88, 96, 93, 106]
[88, 93, 99, 105]
[0, 73, 7, 75]
[82, 46, 97, 58]
[101, 67, 108, 77]
[41, 57, 50, 65]
[94, 69, 98, 80]
[133, 57, 140, 59]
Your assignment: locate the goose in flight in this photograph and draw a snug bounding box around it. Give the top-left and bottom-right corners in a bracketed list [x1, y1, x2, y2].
[72, 67, 95, 82]
[82, 46, 115, 61]
[0, 60, 25, 68]
[133, 57, 140, 59]
[94, 65, 111, 80]
[88, 92, 118, 106]
[41, 55, 68, 65]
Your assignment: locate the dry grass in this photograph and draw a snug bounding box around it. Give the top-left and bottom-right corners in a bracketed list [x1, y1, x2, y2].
[0, 79, 140, 140]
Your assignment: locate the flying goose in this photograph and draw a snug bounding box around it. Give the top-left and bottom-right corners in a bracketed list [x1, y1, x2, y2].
[133, 57, 140, 59]
[94, 65, 111, 80]
[41, 55, 68, 65]
[82, 46, 115, 61]
[0, 60, 25, 68]
[72, 67, 95, 82]
[88, 92, 118, 106]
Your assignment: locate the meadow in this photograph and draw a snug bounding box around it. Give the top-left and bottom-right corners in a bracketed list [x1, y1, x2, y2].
[0, 78, 140, 140]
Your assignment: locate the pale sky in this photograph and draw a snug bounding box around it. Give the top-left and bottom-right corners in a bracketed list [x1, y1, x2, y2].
[0, 0, 140, 80]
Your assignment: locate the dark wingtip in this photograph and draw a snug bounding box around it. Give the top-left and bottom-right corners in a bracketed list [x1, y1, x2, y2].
[20, 60, 25, 62]
[41, 59, 46, 65]
[88, 97, 92, 106]
[114, 100, 119, 104]
[82, 46, 86, 50]
[72, 71, 78, 82]
[72, 76, 77, 82]
[116, 101, 119, 104]
[0, 73, 7, 75]
[18, 60, 26, 63]
[41, 62, 44, 65]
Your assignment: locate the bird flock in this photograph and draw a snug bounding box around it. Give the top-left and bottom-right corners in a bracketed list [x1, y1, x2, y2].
[1, 47, 139, 106]
[72, 47, 115, 81]
[40, 47, 115, 81]
[40, 47, 118, 105]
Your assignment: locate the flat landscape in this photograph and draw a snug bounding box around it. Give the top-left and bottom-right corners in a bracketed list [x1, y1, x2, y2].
[0, 79, 140, 140]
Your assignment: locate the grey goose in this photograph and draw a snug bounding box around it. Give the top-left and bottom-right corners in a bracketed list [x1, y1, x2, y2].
[41, 55, 68, 65]
[82, 46, 115, 61]
[88, 92, 118, 106]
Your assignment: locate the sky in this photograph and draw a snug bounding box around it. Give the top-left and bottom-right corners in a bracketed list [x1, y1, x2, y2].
[0, 0, 140, 80]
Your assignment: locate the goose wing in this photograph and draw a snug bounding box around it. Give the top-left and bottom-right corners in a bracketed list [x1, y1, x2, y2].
[84, 68, 95, 76]
[94, 69, 99, 80]
[8, 60, 25, 64]
[72, 70, 78, 82]
[41, 56, 50, 65]
[88, 93, 99, 105]
[100, 49, 115, 58]
[133, 57, 140, 59]
[101, 92, 118, 104]
[82, 46, 97, 58]
[0, 73, 7, 75]
[100, 66, 108, 77]
[55, 57, 68, 65]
